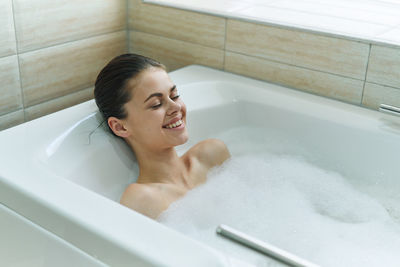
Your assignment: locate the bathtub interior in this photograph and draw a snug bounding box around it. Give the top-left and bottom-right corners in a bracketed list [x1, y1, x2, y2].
[42, 110, 138, 202]
[41, 75, 400, 222]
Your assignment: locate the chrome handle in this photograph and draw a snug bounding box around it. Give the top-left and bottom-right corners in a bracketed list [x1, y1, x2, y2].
[216, 224, 319, 267]
[379, 104, 400, 117]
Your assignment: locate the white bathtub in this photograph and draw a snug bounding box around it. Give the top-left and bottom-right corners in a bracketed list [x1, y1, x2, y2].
[1, 65, 400, 266]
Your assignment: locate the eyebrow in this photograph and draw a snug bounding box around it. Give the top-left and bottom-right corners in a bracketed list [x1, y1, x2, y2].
[144, 85, 176, 103]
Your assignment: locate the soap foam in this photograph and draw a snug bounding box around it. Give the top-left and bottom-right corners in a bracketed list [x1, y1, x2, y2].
[159, 127, 400, 267]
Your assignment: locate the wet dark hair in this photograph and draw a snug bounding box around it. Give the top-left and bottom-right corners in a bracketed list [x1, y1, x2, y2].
[94, 53, 165, 135]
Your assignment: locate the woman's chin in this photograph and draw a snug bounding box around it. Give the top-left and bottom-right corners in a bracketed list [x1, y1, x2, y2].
[163, 127, 189, 146]
[176, 133, 189, 145]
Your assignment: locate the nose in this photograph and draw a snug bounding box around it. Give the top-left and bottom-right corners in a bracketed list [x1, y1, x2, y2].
[167, 98, 181, 116]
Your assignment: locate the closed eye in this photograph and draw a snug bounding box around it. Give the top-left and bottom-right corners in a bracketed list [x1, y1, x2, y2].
[171, 95, 180, 100]
[151, 102, 162, 109]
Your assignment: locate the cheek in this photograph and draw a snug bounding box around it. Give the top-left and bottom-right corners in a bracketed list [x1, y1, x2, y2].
[129, 111, 162, 136]
[144, 110, 164, 130]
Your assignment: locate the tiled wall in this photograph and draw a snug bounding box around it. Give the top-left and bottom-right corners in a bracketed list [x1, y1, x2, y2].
[2, 0, 400, 130]
[128, 0, 225, 70]
[128, 0, 400, 111]
[0, 0, 127, 130]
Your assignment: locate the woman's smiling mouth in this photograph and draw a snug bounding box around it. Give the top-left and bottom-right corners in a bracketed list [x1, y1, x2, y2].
[163, 119, 183, 129]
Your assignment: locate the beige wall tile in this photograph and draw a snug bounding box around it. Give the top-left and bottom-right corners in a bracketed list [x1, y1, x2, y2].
[14, 0, 126, 52]
[129, 31, 224, 71]
[226, 19, 369, 80]
[20, 31, 126, 107]
[0, 55, 23, 115]
[366, 45, 400, 89]
[0, 110, 25, 131]
[225, 51, 364, 104]
[25, 87, 93, 121]
[0, 0, 17, 57]
[362, 82, 400, 110]
[129, 1, 225, 49]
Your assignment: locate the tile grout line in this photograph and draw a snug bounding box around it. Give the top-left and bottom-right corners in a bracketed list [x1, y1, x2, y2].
[222, 18, 228, 70]
[131, 29, 224, 51]
[10, 0, 26, 122]
[225, 64, 361, 107]
[360, 44, 372, 106]
[13, 28, 125, 118]
[24, 83, 94, 109]
[25, 87, 94, 122]
[17, 29, 126, 56]
[368, 81, 400, 90]
[225, 49, 366, 82]
[26, 86, 93, 111]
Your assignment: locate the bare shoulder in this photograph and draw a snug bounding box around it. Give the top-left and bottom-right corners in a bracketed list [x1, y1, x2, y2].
[189, 138, 230, 168]
[120, 183, 166, 219]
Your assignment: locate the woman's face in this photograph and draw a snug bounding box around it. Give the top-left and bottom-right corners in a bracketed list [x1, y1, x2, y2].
[122, 67, 188, 150]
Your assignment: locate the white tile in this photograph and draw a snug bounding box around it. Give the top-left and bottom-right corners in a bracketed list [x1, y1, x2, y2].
[264, 0, 400, 27]
[301, 0, 400, 17]
[379, 0, 400, 4]
[242, 0, 277, 4]
[235, 5, 388, 39]
[375, 27, 400, 44]
[144, 0, 253, 13]
[194, 0, 252, 13]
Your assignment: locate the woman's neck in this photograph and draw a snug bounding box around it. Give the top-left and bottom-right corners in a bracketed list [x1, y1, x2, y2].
[134, 146, 189, 186]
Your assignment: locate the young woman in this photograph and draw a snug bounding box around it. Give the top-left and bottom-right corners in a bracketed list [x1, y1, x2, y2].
[94, 54, 230, 219]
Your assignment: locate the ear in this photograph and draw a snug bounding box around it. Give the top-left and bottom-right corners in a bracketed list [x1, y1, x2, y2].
[108, 117, 131, 138]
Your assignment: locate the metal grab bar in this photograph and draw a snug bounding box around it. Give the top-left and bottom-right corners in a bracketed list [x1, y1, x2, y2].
[379, 104, 400, 117]
[216, 224, 320, 267]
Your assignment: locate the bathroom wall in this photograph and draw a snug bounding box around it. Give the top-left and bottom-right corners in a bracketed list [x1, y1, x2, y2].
[0, 0, 127, 130]
[128, 0, 400, 111]
[1, 0, 399, 131]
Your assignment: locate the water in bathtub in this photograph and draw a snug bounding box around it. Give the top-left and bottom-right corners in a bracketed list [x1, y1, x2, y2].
[159, 126, 400, 267]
